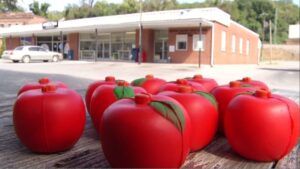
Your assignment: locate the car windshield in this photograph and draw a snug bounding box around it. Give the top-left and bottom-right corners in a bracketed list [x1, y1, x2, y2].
[14, 47, 23, 51]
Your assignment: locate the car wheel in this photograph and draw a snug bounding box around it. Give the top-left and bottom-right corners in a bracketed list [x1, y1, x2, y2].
[12, 60, 19, 63]
[52, 56, 59, 62]
[22, 56, 30, 63]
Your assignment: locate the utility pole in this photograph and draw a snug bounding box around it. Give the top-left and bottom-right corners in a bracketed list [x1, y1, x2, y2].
[138, 0, 143, 64]
[259, 12, 267, 62]
[95, 28, 98, 62]
[274, 7, 278, 44]
[60, 31, 63, 58]
[269, 20, 272, 64]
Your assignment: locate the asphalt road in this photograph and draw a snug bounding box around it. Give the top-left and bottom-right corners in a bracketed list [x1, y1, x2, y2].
[0, 59, 299, 103]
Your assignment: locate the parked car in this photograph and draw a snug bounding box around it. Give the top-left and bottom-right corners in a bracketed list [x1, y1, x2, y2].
[1, 46, 63, 63]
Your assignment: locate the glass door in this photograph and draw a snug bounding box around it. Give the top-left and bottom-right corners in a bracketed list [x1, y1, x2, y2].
[161, 39, 168, 60]
[97, 41, 110, 60]
[97, 34, 111, 60]
[154, 30, 169, 62]
[103, 41, 110, 59]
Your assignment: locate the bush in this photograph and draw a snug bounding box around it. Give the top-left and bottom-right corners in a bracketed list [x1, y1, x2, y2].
[0, 38, 6, 58]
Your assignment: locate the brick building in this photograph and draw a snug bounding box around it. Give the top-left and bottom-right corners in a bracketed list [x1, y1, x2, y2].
[0, 12, 47, 50]
[0, 8, 260, 65]
[0, 12, 47, 28]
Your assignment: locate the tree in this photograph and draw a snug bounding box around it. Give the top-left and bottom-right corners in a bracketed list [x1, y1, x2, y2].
[61, 0, 299, 44]
[143, 0, 178, 11]
[0, 37, 6, 58]
[0, 0, 23, 12]
[119, 0, 139, 14]
[92, 1, 119, 16]
[47, 11, 64, 21]
[29, 1, 50, 17]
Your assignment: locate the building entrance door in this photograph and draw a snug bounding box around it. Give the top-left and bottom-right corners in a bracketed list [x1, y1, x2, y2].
[155, 38, 168, 62]
[154, 30, 169, 63]
[97, 40, 110, 60]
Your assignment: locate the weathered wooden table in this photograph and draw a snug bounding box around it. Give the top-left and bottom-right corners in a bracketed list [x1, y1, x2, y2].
[0, 89, 299, 168]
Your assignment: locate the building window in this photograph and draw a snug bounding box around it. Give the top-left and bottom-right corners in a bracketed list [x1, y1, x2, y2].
[231, 35, 236, 53]
[21, 37, 33, 46]
[176, 34, 188, 51]
[246, 40, 250, 56]
[221, 31, 226, 51]
[193, 34, 205, 51]
[239, 38, 243, 54]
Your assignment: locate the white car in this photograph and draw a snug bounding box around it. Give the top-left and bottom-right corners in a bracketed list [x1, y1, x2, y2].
[1, 46, 63, 63]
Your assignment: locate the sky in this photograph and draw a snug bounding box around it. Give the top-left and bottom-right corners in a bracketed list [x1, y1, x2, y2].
[18, 0, 300, 12]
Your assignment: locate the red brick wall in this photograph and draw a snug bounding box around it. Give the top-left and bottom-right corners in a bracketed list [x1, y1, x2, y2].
[135, 29, 155, 62]
[286, 39, 300, 45]
[6, 37, 20, 50]
[168, 28, 212, 64]
[32, 35, 36, 45]
[0, 13, 47, 27]
[68, 33, 79, 60]
[213, 22, 259, 64]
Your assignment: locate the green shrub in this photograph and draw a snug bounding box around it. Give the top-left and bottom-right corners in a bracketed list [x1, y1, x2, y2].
[0, 38, 6, 58]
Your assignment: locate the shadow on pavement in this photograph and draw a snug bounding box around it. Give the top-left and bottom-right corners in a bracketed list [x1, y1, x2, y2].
[0, 68, 94, 100]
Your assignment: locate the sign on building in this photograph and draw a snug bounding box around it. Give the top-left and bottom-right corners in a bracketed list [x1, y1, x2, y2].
[42, 21, 58, 30]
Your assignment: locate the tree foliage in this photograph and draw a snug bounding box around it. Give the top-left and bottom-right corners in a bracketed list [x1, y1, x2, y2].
[0, 37, 6, 57]
[29, 1, 50, 17]
[0, 0, 23, 12]
[58, 0, 299, 43]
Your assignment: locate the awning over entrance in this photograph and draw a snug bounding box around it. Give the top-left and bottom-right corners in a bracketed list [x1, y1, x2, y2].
[0, 8, 230, 37]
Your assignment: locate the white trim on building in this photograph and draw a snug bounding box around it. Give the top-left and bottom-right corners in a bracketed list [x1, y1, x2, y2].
[0, 8, 231, 37]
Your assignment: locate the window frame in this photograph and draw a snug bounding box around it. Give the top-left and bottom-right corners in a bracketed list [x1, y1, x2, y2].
[176, 34, 188, 51]
[239, 38, 243, 54]
[231, 35, 236, 53]
[246, 40, 250, 56]
[221, 31, 226, 52]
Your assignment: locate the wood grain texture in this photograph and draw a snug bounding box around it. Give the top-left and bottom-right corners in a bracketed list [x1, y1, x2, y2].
[0, 89, 298, 168]
[275, 139, 300, 169]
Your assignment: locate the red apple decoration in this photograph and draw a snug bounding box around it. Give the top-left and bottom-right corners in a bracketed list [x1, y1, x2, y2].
[186, 74, 218, 92]
[159, 85, 218, 151]
[13, 85, 86, 153]
[238, 77, 269, 90]
[131, 74, 166, 94]
[85, 76, 116, 113]
[90, 81, 146, 132]
[160, 79, 207, 93]
[224, 90, 299, 161]
[18, 77, 67, 96]
[211, 81, 256, 133]
[100, 93, 191, 168]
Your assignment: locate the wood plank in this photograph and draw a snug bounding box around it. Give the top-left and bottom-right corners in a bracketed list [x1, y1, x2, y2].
[182, 137, 274, 169]
[275, 139, 300, 169]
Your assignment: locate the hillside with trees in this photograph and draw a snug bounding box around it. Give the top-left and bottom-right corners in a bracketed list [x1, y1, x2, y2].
[56, 0, 300, 44]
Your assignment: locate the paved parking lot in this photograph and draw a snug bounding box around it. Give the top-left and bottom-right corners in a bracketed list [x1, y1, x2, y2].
[0, 59, 299, 101]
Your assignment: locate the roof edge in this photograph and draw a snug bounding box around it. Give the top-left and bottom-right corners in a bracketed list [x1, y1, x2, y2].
[230, 20, 259, 37]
